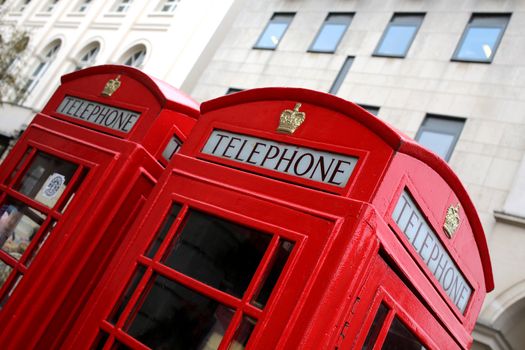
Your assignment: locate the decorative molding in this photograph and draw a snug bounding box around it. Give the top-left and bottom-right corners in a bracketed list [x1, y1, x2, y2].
[472, 322, 513, 350]
[494, 210, 525, 228]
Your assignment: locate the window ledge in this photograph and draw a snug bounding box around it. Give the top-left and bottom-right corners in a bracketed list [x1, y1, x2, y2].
[494, 210, 525, 228]
[450, 57, 492, 64]
[67, 12, 87, 18]
[104, 12, 127, 18]
[35, 12, 53, 17]
[147, 12, 175, 18]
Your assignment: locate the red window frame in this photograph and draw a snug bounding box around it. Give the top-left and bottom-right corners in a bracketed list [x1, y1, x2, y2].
[0, 144, 89, 305]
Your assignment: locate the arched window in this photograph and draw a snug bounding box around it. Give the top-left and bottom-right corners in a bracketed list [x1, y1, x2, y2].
[121, 45, 147, 68]
[19, 40, 61, 100]
[74, 43, 100, 71]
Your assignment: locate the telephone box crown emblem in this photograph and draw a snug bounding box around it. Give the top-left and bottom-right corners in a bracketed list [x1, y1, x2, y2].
[277, 103, 306, 134]
[443, 203, 460, 238]
[102, 75, 121, 97]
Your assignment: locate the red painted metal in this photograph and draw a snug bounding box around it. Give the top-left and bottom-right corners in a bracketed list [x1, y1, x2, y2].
[0, 65, 198, 349]
[0, 80, 491, 349]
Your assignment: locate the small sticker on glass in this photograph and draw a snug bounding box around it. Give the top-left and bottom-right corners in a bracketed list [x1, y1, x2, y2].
[42, 173, 66, 199]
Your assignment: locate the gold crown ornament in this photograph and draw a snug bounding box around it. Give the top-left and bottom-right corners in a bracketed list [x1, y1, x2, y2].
[443, 203, 461, 238]
[277, 103, 306, 134]
[101, 75, 122, 97]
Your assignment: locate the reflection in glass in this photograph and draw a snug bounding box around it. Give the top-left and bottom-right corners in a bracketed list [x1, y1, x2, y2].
[375, 15, 423, 57]
[255, 14, 294, 49]
[0, 260, 13, 290]
[146, 204, 183, 258]
[230, 316, 257, 350]
[126, 274, 234, 350]
[164, 210, 272, 298]
[417, 131, 454, 159]
[252, 240, 294, 308]
[362, 303, 389, 350]
[0, 199, 45, 260]
[310, 14, 353, 52]
[382, 317, 427, 350]
[109, 265, 147, 324]
[16, 152, 77, 208]
[456, 28, 500, 61]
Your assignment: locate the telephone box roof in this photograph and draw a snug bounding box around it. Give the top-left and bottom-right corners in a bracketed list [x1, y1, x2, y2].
[202, 87, 494, 292]
[61, 64, 200, 119]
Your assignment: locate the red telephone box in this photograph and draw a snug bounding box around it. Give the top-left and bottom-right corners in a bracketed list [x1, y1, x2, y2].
[64, 88, 491, 349]
[0, 65, 199, 348]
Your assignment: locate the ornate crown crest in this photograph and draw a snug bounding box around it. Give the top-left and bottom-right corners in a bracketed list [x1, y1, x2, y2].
[443, 203, 460, 238]
[277, 103, 306, 134]
[101, 75, 121, 97]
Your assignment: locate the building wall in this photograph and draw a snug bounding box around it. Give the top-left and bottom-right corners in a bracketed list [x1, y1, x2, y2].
[190, 0, 525, 348]
[0, 0, 240, 132]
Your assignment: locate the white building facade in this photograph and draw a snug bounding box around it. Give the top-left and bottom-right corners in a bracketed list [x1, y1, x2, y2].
[0, 0, 241, 154]
[189, 1, 525, 349]
[1, 0, 525, 348]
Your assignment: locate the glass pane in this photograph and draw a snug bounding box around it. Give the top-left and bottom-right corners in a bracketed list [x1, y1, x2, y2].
[0, 260, 13, 290]
[16, 152, 78, 208]
[362, 303, 389, 350]
[382, 317, 427, 350]
[24, 220, 56, 266]
[164, 210, 272, 298]
[377, 25, 418, 56]
[311, 23, 347, 52]
[146, 204, 183, 258]
[229, 316, 257, 350]
[59, 167, 88, 213]
[456, 27, 501, 61]
[162, 136, 182, 161]
[7, 147, 32, 184]
[256, 22, 289, 49]
[0, 273, 22, 307]
[0, 199, 46, 260]
[109, 265, 147, 324]
[252, 240, 294, 308]
[417, 131, 454, 159]
[126, 274, 234, 350]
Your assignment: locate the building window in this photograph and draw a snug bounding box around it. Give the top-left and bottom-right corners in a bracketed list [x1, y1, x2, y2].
[15, 0, 30, 11]
[114, 0, 132, 13]
[329, 56, 353, 94]
[254, 13, 294, 50]
[226, 87, 243, 95]
[74, 43, 99, 71]
[374, 13, 424, 58]
[415, 115, 465, 162]
[121, 45, 146, 68]
[76, 0, 91, 12]
[452, 14, 510, 63]
[158, 0, 179, 12]
[309, 13, 353, 53]
[42, 0, 58, 12]
[358, 104, 380, 116]
[19, 40, 61, 100]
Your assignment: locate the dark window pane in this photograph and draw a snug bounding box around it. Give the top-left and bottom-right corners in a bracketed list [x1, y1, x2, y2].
[310, 13, 353, 52]
[252, 240, 294, 308]
[230, 316, 257, 349]
[0, 135, 10, 159]
[91, 331, 110, 350]
[453, 14, 510, 62]
[415, 115, 465, 162]
[109, 264, 147, 324]
[375, 14, 424, 57]
[0, 273, 22, 307]
[164, 210, 272, 298]
[362, 303, 389, 350]
[382, 317, 427, 350]
[359, 104, 380, 116]
[226, 87, 243, 95]
[126, 274, 234, 350]
[0, 198, 46, 261]
[254, 13, 294, 49]
[15, 152, 78, 208]
[329, 56, 354, 94]
[146, 204, 183, 258]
